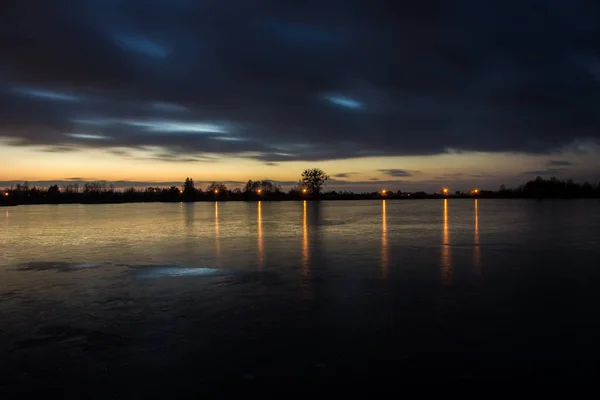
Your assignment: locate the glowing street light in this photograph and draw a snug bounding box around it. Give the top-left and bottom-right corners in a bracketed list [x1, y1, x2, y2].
[214, 189, 219, 195]
[3, 192, 8, 197]
[302, 188, 307, 194]
[381, 189, 387, 195]
[442, 188, 449, 195]
[473, 188, 479, 194]
[179, 189, 183, 194]
[257, 188, 262, 194]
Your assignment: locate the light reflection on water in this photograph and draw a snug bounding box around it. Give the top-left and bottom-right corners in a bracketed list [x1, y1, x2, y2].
[2, 200, 600, 390]
[381, 199, 388, 279]
[302, 200, 309, 277]
[214, 201, 220, 259]
[441, 199, 451, 283]
[257, 201, 264, 268]
[474, 198, 481, 274]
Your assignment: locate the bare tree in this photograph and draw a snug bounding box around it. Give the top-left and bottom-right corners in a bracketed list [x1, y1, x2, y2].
[301, 168, 329, 196]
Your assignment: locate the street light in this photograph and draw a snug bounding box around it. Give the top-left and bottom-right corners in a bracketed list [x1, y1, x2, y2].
[214, 189, 219, 195]
[257, 188, 262, 194]
[382, 189, 386, 195]
[302, 188, 307, 194]
[442, 188, 449, 195]
[3, 192, 8, 197]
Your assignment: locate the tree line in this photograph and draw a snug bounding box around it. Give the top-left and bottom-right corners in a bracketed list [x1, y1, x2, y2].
[2, 172, 600, 206]
[483, 176, 600, 198]
[1, 169, 330, 205]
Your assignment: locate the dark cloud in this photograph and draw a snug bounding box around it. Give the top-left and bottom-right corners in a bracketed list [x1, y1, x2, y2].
[522, 168, 567, 175]
[333, 172, 357, 178]
[368, 177, 379, 181]
[440, 173, 464, 179]
[140, 152, 216, 163]
[108, 149, 130, 156]
[265, 162, 279, 166]
[1, 1, 599, 162]
[378, 169, 419, 177]
[547, 160, 575, 166]
[37, 145, 79, 153]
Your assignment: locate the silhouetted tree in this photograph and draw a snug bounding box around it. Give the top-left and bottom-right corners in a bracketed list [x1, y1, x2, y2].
[183, 178, 196, 195]
[207, 182, 227, 194]
[244, 179, 280, 194]
[243, 180, 256, 193]
[84, 182, 102, 194]
[16, 181, 29, 192]
[301, 168, 329, 196]
[47, 185, 60, 196]
[103, 183, 115, 194]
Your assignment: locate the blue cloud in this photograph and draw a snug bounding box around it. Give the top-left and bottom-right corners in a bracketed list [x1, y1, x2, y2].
[123, 120, 227, 134]
[113, 34, 169, 59]
[324, 95, 362, 110]
[66, 133, 110, 140]
[14, 88, 82, 102]
[152, 102, 188, 112]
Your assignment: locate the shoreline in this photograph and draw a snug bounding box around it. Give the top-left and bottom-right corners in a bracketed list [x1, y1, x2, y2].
[2, 196, 599, 207]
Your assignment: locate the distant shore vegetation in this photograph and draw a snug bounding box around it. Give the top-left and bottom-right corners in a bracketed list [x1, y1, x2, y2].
[2, 170, 600, 206]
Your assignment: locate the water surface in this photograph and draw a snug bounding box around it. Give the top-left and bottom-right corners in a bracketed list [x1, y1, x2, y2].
[2, 200, 600, 394]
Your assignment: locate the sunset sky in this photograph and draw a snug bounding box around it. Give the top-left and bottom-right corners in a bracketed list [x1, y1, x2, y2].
[1, 1, 599, 192]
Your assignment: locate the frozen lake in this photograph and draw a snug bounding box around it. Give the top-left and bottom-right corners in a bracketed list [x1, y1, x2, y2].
[2, 199, 600, 394]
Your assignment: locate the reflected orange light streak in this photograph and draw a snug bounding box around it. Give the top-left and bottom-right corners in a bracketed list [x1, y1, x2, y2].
[302, 200, 309, 276]
[257, 201, 264, 268]
[442, 199, 451, 283]
[474, 198, 481, 274]
[381, 200, 388, 279]
[215, 201, 220, 257]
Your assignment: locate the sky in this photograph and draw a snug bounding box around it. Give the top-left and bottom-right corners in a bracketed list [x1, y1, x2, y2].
[1, 0, 599, 192]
